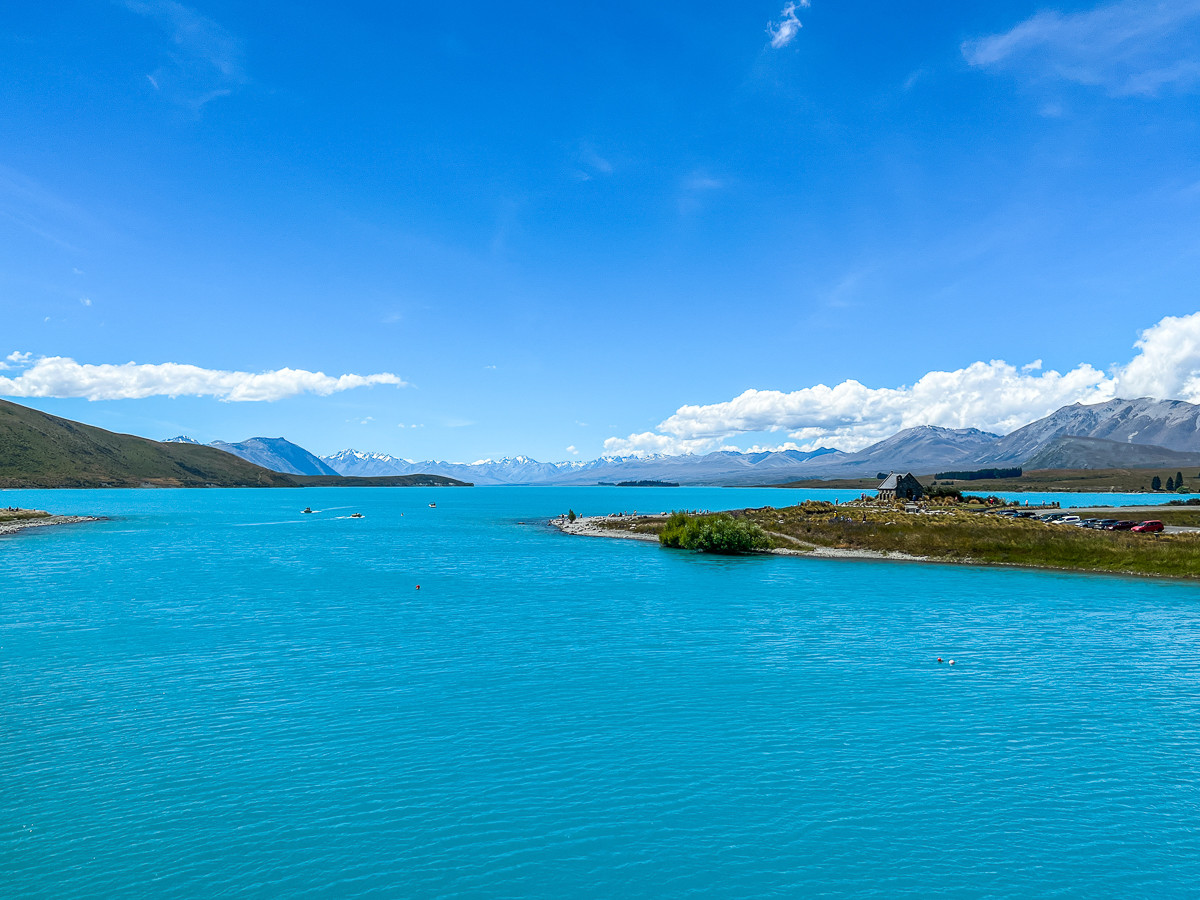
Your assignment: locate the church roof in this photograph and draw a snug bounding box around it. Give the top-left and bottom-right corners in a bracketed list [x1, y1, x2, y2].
[877, 472, 918, 490]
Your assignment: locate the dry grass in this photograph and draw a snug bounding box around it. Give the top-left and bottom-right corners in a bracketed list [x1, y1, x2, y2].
[0, 507, 50, 523]
[608, 501, 1200, 579]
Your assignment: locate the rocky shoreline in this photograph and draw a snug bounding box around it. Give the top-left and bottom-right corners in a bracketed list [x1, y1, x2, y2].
[550, 514, 663, 542]
[0, 512, 107, 538]
[551, 514, 932, 562]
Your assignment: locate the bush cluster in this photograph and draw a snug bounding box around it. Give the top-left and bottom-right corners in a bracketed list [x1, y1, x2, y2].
[924, 484, 963, 501]
[659, 511, 771, 554]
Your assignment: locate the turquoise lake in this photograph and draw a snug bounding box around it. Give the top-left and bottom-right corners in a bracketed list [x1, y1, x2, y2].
[4, 485, 1200, 898]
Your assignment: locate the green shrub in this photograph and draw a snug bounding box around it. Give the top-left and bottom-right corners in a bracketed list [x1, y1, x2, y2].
[659, 511, 770, 554]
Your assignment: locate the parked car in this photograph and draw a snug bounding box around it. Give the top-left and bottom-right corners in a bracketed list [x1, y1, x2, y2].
[1055, 516, 1082, 525]
[1092, 519, 1119, 530]
[1109, 521, 1138, 531]
[1131, 520, 1165, 533]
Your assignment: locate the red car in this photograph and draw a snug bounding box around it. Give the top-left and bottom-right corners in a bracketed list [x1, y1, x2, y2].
[1131, 520, 1165, 533]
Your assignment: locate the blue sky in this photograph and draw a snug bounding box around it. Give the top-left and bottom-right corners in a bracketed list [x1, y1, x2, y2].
[3, 0, 1200, 461]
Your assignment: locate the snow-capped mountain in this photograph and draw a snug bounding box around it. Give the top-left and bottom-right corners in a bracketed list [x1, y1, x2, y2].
[165, 435, 337, 476]
[211, 437, 339, 477]
[973, 398, 1200, 465]
[322, 450, 589, 485]
[319, 447, 844, 485]
[827, 426, 1002, 475]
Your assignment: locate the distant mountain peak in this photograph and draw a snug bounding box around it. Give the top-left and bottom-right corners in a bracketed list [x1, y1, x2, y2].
[210, 436, 339, 477]
[164, 435, 201, 444]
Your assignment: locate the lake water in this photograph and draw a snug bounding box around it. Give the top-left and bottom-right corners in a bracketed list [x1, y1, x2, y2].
[4, 486, 1200, 898]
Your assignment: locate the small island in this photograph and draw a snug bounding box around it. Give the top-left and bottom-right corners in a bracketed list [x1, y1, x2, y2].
[597, 480, 680, 487]
[554, 498, 1200, 580]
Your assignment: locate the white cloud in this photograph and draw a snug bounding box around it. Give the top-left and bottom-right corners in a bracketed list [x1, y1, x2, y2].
[566, 445, 579, 455]
[579, 144, 613, 177]
[124, 0, 246, 110]
[678, 169, 727, 216]
[963, 0, 1200, 96]
[1117, 312, 1200, 399]
[604, 312, 1200, 456]
[80, 296, 92, 306]
[684, 172, 723, 192]
[0, 355, 405, 402]
[1, 351, 32, 370]
[767, 1, 809, 49]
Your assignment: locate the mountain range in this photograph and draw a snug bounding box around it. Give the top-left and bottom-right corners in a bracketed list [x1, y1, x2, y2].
[6, 396, 1200, 489]
[0, 399, 469, 489]
[307, 398, 1200, 485]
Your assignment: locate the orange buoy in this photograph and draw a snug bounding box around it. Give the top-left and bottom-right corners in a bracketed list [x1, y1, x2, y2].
[937, 658, 943, 663]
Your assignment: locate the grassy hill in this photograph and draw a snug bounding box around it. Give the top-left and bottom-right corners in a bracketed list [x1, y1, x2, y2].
[0, 399, 470, 489]
[0, 398, 298, 487]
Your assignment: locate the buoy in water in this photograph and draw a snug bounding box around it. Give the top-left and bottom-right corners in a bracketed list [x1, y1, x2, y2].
[415, 585, 420, 590]
[948, 660, 955, 665]
[937, 658, 943, 663]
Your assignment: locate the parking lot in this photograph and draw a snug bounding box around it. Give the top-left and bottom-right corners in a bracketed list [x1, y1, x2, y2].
[1003, 506, 1200, 534]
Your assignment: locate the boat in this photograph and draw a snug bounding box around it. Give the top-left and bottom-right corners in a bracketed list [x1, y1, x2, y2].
[302, 507, 313, 514]
[350, 513, 364, 518]
[428, 503, 436, 508]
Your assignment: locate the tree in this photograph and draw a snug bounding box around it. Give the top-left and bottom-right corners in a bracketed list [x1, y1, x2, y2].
[567, 509, 577, 522]
[1167, 476, 1175, 491]
[1177, 471, 1185, 488]
[1152, 476, 1162, 491]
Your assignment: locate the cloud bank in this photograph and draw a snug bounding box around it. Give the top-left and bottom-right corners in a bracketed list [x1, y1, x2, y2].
[963, 0, 1200, 96]
[605, 312, 1200, 456]
[0, 356, 405, 402]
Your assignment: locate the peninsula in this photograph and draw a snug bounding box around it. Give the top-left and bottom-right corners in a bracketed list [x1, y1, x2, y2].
[555, 499, 1200, 580]
[0, 506, 106, 537]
